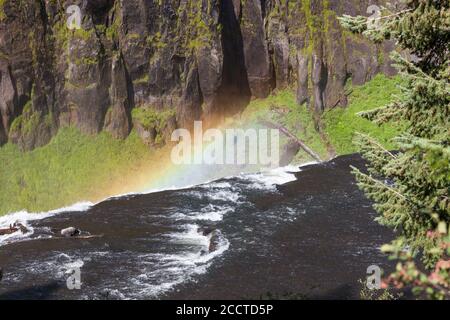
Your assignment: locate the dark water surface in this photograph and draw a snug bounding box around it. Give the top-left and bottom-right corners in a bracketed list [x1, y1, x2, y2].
[0, 154, 394, 299]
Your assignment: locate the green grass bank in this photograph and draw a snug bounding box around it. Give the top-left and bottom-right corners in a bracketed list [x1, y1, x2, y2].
[0, 128, 155, 215]
[0, 74, 402, 216]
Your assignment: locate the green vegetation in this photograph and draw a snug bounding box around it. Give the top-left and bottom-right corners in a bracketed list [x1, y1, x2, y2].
[238, 74, 402, 162]
[9, 115, 23, 134]
[8, 100, 51, 141]
[0, 128, 154, 216]
[341, 1, 449, 299]
[133, 74, 150, 85]
[106, 1, 121, 42]
[132, 107, 175, 131]
[0, 73, 403, 217]
[323, 74, 403, 155]
[73, 28, 94, 41]
[358, 279, 401, 300]
[74, 56, 98, 66]
[146, 32, 167, 50]
[239, 89, 329, 162]
[132, 107, 175, 146]
[0, 0, 6, 21]
[176, 0, 216, 51]
[53, 20, 70, 50]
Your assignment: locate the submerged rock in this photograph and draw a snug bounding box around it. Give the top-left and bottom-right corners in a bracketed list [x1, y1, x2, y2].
[198, 227, 222, 254]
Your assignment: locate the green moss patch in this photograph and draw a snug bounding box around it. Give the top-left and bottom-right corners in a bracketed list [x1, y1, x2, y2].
[0, 127, 153, 216]
[323, 74, 403, 155]
[239, 89, 330, 162]
[237, 74, 403, 162]
[132, 107, 175, 131]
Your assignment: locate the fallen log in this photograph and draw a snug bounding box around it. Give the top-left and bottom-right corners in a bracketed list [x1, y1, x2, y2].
[0, 223, 28, 236]
[325, 89, 353, 113]
[259, 120, 322, 162]
[0, 227, 18, 236]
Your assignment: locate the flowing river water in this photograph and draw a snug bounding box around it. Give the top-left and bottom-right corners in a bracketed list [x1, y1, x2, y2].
[0, 154, 394, 300]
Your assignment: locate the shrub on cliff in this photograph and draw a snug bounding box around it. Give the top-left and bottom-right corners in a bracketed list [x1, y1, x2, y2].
[339, 0, 449, 299]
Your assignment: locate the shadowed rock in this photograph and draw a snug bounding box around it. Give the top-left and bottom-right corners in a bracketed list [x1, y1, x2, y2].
[0, 0, 398, 150]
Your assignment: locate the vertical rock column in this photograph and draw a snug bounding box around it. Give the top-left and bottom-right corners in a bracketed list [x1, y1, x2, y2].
[240, 0, 273, 98]
[104, 53, 132, 139]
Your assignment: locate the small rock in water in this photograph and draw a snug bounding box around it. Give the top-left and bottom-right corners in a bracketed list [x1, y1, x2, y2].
[197, 227, 222, 253]
[209, 231, 221, 253]
[198, 226, 215, 237]
[61, 227, 81, 237]
[14, 221, 29, 234]
[98, 289, 126, 300]
[56, 253, 72, 264]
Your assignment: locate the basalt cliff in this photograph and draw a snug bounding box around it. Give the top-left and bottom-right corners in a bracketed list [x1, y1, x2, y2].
[0, 0, 399, 151]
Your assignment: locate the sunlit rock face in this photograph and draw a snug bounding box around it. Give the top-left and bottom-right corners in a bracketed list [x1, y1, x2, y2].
[0, 0, 398, 150]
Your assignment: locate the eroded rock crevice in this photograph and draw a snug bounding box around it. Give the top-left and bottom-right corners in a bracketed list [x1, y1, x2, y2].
[0, 0, 399, 151]
[212, 0, 251, 122]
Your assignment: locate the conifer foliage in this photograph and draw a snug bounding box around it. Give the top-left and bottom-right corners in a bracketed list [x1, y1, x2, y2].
[339, 0, 449, 299]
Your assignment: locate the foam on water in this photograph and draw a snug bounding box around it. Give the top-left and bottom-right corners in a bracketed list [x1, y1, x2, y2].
[98, 224, 230, 299]
[0, 202, 93, 246]
[239, 165, 303, 189]
[0, 162, 310, 298]
[170, 204, 235, 222]
[130, 225, 230, 298]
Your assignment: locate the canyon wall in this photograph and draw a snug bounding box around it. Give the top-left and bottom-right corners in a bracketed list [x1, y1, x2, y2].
[0, 0, 398, 151]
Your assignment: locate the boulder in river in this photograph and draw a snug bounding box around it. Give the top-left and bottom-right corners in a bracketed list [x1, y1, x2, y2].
[198, 227, 222, 254]
[61, 227, 81, 238]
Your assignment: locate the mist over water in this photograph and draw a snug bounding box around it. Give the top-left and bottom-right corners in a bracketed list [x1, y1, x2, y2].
[0, 155, 394, 300]
[0, 155, 302, 299]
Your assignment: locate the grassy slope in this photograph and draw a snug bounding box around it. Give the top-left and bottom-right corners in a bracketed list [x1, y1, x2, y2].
[323, 74, 403, 155]
[0, 128, 154, 215]
[0, 75, 401, 216]
[239, 74, 402, 162]
[239, 90, 330, 162]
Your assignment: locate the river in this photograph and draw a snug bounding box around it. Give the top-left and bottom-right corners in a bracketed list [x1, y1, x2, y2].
[0, 154, 394, 300]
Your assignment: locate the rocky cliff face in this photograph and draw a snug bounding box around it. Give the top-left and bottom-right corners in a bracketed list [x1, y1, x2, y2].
[0, 0, 398, 151]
